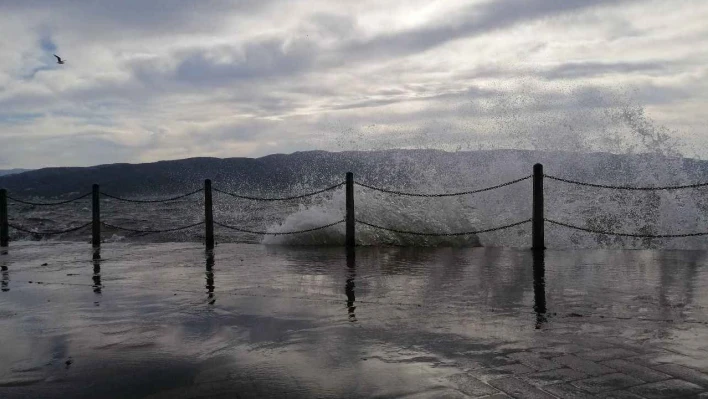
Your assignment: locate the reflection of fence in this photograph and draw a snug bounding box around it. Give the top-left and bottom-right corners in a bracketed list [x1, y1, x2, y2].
[3, 163, 708, 252]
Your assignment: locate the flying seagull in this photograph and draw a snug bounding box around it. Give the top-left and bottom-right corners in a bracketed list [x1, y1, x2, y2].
[53, 54, 65, 64]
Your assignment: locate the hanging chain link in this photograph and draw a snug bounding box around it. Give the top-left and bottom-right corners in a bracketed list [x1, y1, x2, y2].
[355, 176, 532, 197]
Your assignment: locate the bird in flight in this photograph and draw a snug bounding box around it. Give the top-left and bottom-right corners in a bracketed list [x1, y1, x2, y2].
[54, 54, 65, 64]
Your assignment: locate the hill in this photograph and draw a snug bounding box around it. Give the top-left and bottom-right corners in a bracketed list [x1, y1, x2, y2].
[1, 149, 707, 198]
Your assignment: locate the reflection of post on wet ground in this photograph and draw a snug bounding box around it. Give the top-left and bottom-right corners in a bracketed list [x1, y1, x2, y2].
[206, 250, 215, 304]
[92, 248, 102, 294]
[532, 250, 547, 329]
[345, 248, 356, 322]
[656, 251, 704, 338]
[1, 263, 8, 292]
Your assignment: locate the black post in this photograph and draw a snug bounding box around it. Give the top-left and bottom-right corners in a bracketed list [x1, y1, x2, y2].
[346, 172, 355, 248]
[532, 163, 545, 250]
[92, 184, 100, 248]
[0, 189, 8, 250]
[205, 179, 214, 250]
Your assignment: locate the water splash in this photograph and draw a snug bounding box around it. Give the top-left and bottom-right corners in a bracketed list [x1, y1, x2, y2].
[271, 91, 708, 249]
[263, 189, 482, 246]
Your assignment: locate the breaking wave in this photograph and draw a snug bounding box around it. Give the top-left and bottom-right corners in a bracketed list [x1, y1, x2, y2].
[266, 103, 708, 249]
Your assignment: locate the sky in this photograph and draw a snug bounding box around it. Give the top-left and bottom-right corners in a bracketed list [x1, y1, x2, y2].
[1, 0, 707, 168]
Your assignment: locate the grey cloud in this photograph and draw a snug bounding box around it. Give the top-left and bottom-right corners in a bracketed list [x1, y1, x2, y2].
[0, 78, 148, 114]
[133, 0, 641, 89]
[0, 0, 705, 168]
[306, 13, 358, 40]
[339, 0, 640, 60]
[0, 91, 53, 113]
[541, 61, 667, 80]
[375, 89, 408, 96]
[329, 86, 499, 111]
[0, 0, 273, 35]
[190, 119, 281, 143]
[634, 84, 692, 105]
[39, 32, 57, 52]
[173, 38, 318, 85]
[329, 98, 410, 111]
[0, 132, 137, 168]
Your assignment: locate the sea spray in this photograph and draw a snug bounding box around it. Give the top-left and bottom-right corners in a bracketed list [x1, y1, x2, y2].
[268, 95, 707, 248]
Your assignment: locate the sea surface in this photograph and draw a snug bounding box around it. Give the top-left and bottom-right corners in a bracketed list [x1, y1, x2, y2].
[1, 242, 707, 398]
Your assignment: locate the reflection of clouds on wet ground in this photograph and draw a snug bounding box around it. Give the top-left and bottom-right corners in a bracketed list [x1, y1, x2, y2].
[0, 242, 707, 398]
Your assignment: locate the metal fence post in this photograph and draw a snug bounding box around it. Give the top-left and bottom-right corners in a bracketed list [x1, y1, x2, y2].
[92, 184, 101, 248]
[346, 172, 355, 248]
[0, 189, 8, 250]
[205, 179, 214, 250]
[532, 163, 545, 250]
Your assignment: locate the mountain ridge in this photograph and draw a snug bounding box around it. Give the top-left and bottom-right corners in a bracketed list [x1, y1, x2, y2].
[1, 149, 706, 198]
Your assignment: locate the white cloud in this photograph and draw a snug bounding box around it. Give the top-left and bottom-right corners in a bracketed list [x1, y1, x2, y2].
[1, 0, 707, 168]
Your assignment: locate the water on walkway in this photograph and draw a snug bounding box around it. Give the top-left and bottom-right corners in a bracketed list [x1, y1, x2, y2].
[1, 242, 707, 398]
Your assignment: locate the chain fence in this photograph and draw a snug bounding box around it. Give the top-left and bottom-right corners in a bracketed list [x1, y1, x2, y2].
[8, 169, 708, 244]
[102, 221, 205, 234]
[7, 192, 91, 206]
[8, 221, 92, 235]
[355, 175, 531, 197]
[100, 189, 203, 203]
[214, 220, 344, 235]
[356, 219, 532, 236]
[546, 219, 708, 238]
[213, 182, 344, 201]
[545, 175, 708, 191]
[543, 174, 708, 238]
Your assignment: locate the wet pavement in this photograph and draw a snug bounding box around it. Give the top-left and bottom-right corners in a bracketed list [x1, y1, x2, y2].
[0, 242, 707, 398]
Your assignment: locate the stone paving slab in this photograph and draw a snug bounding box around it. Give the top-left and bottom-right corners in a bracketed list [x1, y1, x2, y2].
[600, 359, 672, 383]
[406, 388, 471, 398]
[570, 373, 644, 393]
[479, 356, 522, 369]
[597, 390, 647, 398]
[630, 353, 708, 371]
[471, 364, 535, 383]
[495, 363, 535, 375]
[455, 355, 525, 372]
[455, 358, 495, 371]
[448, 373, 499, 397]
[488, 377, 556, 399]
[507, 352, 561, 372]
[530, 344, 586, 357]
[628, 379, 704, 399]
[541, 383, 594, 399]
[600, 338, 672, 354]
[651, 363, 708, 388]
[477, 341, 708, 399]
[570, 338, 620, 351]
[552, 355, 616, 376]
[575, 348, 640, 362]
[523, 368, 588, 386]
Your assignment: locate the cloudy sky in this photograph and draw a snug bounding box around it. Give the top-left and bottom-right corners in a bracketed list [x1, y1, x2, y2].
[1, 0, 707, 168]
